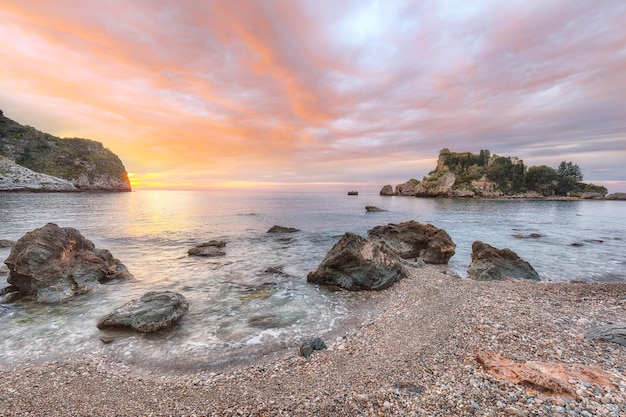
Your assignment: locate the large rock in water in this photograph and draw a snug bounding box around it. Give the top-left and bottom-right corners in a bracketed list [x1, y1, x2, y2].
[467, 241, 540, 281]
[307, 232, 408, 290]
[367, 221, 456, 264]
[4, 223, 133, 303]
[97, 291, 189, 333]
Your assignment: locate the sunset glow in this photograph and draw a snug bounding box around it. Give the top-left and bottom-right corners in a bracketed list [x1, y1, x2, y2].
[1, 0, 625, 191]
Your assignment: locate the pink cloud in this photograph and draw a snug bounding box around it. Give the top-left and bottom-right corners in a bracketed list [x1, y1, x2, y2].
[0, 0, 624, 191]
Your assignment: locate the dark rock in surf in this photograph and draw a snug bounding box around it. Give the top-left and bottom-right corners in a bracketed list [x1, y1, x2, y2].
[4, 223, 133, 303]
[97, 291, 189, 333]
[512, 233, 543, 239]
[307, 232, 408, 290]
[585, 322, 626, 347]
[467, 241, 540, 281]
[188, 240, 226, 257]
[367, 220, 456, 264]
[365, 205, 386, 212]
[347, 191, 358, 195]
[267, 225, 300, 233]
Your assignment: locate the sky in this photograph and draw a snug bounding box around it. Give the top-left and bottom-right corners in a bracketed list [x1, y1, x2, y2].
[1, 0, 625, 192]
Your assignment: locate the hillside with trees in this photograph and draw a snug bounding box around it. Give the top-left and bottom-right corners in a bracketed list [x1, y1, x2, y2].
[384, 148, 608, 198]
[0, 110, 131, 191]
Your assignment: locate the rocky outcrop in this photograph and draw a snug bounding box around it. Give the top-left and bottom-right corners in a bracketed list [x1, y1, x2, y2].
[605, 192, 626, 200]
[395, 179, 419, 196]
[585, 322, 626, 346]
[0, 111, 131, 191]
[476, 351, 625, 398]
[4, 223, 133, 303]
[188, 240, 226, 257]
[307, 232, 408, 290]
[365, 205, 386, 212]
[467, 241, 540, 281]
[0, 156, 78, 192]
[379, 184, 394, 196]
[96, 291, 189, 333]
[415, 172, 456, 197]
[367, 221, 456, 264]
[267, 225, 300, 233]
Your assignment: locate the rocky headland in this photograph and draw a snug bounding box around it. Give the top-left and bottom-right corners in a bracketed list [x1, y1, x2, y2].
[381, 148, 616, 199]
[0, 109, 131, 192]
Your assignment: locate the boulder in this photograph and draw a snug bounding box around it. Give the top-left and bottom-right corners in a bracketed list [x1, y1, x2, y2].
[467, 241, 540, 281]
[307, 232, 408, 290]
[4, 223, 133, 303]
[347, 191, 358, 195]
[365, 205, 386, 212]
[300, 337, 328, 358]
[188, 240, 226, 257]
[585, 322, 626, 347]
[367, 221, 456, 264]
[267, 225, 300, 233]
[96, 291, 189, 333]
[379, 185, 394, 196]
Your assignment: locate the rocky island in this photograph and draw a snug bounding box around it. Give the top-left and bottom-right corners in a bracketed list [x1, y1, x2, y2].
[381, 148, 615, 199]
[0, 110, 131, 192]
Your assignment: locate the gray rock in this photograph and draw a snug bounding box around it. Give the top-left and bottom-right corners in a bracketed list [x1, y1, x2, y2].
[307, 232, 408, 290]
[585, 322, 626, 346]
[365, 205, 386, 212]
[467, 241, 540, 281]
[267, 225, 300, 233]
[367, 220, 456, 264]
[97, 291, 189, 333]
[300, 337, 327, 358]
[4, 223, 133, 303]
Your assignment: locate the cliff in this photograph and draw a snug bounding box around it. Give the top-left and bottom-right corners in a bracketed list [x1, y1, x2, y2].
[381, 148, 608, 198]
[0, 110, 131, 192]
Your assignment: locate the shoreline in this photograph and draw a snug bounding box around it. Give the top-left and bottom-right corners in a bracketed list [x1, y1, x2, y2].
[2, 266, 625, 416]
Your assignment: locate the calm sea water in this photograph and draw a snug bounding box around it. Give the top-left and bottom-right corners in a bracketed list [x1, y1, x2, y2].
[1, 190, 625, 368]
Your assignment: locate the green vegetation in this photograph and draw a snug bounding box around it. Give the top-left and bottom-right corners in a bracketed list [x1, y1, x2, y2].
[427, 149, 606, 197]
[0, 111, 130, 190]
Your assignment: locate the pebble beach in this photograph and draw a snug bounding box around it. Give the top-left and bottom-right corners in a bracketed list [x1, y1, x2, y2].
[1, 265, 626, 416]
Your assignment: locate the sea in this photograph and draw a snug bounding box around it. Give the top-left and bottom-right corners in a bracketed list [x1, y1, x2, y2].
[1, 190, 625, 369]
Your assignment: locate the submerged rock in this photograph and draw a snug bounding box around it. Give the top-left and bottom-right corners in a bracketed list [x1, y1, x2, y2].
[188, 240, 227, 257]
[365, 205, 386, 212]
[4, 223, 133, 303]
[267, 225, 300, 233]
[97, 291, 189, 333]
[467, 241, 540, 281]
[367, 220, 456, 264]
[307, 232, 408, 290]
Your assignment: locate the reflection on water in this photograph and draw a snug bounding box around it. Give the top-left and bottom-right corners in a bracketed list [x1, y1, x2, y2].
[0, 190, 625, 368]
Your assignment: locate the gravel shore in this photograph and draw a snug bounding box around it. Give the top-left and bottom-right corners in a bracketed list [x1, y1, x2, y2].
[2, 266, 626, 416]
